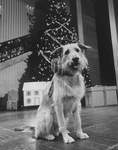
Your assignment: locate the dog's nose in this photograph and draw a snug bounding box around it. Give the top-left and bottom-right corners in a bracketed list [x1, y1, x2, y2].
[72, 57, 79, 63]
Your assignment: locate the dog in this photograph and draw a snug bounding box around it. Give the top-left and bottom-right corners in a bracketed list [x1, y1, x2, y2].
[34, 42, 90, 143]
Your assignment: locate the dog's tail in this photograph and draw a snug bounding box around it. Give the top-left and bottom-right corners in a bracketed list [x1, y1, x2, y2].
[14, 126, 35, 134]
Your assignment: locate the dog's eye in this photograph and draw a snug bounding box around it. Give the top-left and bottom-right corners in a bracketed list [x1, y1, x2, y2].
[64, 49, 70, 55]
[75, 48, 80, 53]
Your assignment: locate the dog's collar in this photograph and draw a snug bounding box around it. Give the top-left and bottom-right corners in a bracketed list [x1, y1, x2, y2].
[57, 68, 74, 77]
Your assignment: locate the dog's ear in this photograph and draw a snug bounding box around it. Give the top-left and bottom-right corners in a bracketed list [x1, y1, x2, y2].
[57, 47, 63, 58]
[78, 43, 91, 51]
[51, 46, 63, 58]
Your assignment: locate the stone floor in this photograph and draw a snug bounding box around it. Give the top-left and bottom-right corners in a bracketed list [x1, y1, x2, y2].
[0, 106, 118, 150]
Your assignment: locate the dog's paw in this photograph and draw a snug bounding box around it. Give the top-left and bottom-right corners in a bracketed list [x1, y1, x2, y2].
[44, 134, 55, 141]
[63, 135, 75, 144]
[77, 132, 89, 139]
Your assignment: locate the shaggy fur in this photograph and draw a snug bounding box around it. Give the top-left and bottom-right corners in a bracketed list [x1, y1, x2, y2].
[35, 43, 90, 143]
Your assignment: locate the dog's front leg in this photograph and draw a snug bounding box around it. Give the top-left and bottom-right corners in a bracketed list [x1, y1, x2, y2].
[74, 103, 89, 139]
[54, 101, 75, 143]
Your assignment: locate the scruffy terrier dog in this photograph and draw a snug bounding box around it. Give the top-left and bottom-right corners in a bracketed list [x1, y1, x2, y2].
[35, 42, 90, 143]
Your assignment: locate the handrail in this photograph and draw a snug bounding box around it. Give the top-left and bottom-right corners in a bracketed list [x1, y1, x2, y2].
[0, 30, 45, 62]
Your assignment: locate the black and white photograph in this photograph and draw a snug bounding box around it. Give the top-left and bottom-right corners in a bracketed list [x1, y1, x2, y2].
[0, 0, 118, 149]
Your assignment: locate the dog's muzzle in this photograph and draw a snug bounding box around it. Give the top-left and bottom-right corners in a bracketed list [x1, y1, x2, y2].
[70, 57, 80, 69]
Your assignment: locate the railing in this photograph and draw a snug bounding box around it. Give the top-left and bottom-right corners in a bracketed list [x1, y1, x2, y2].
[0, 30, 45, 62]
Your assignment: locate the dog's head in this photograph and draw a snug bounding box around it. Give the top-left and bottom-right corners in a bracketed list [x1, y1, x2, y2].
[57, 43, 90, 75]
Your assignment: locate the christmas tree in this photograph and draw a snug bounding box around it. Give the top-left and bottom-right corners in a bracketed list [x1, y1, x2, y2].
[19, 0, 79, 83]
[18, 0, 91, 108]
